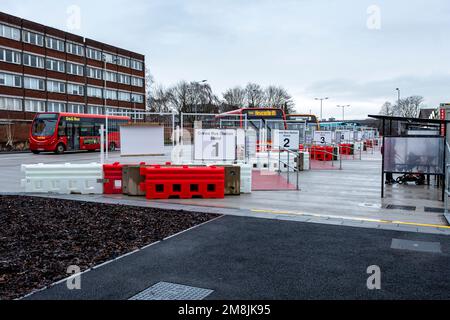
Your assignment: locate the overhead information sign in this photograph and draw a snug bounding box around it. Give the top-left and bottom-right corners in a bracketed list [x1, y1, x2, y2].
[194, 129, 236, 161]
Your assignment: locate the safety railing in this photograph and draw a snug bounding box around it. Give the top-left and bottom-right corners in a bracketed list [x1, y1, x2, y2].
[276, 147, 300, 190]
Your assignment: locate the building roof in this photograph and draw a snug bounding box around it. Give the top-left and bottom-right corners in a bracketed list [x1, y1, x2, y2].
[368, 114, 450, 124]
[418, 108, 436, 119]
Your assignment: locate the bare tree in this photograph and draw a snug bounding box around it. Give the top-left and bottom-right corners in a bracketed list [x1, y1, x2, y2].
[264, 85, 295, 114]
[379, 101, 395, 116]
[395, 95, 424, 118]
[148, 84, 174, 113]
[380, 96, 424, 118]
[222, 86, 246, 110]
[167, 81, 191, 115]
[145, 68, 154, 110]
[245, 83, 264, 108]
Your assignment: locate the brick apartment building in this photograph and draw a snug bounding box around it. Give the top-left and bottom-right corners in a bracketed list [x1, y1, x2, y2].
[0, 11, 146, 150]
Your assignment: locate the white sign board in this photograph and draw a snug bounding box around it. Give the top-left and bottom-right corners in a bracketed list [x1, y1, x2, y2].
[194, 129, 236, 161]
[273, 130, 300, 150]
[313, 131, 333, 145]
[336, 130, 353, 143]
[364, 130, 375, 139]
[120, 125, 165, 156]
[356, 131, 363, 141]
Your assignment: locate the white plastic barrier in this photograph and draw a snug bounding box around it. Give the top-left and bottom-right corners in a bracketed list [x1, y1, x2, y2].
[250, 152, 296, 172]
[302, 152, 310, 171]
[21, 163, 103, 195]
[240, 164, 252, 194]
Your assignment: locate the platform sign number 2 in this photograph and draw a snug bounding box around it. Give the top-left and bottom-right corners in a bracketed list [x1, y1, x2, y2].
[274, 130, 299, 150]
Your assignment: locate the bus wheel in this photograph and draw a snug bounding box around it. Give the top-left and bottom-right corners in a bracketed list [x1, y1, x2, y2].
[31, 150, 40, 155]
[55, 143, 65, 154]
[109, 143, 116, 152]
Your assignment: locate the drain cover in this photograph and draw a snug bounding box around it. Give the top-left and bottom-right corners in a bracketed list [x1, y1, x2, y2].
[385, 204, 416, 211]
[129, 282, 213, 300]
[391, 239, 442, 253]
[424, 207, 445, 214]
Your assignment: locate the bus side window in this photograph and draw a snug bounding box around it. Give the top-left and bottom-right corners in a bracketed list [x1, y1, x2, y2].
[58, 118, 66, 137]
[94, 119, 103, 135]
[80, 120, 94, 136]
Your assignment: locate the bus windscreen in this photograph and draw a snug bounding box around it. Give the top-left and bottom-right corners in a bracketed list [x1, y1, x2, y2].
[32, 114, 59, 137]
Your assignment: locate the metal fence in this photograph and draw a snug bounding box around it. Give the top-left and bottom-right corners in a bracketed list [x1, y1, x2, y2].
[105, 110, 176, 160]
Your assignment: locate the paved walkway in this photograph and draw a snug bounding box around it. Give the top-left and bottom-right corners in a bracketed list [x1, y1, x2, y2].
[4, 148, 448, 231]
[26, 215, 450, 300]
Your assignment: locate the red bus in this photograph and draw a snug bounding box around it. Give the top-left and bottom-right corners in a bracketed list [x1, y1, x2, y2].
[216, 108, 287, 131]
[29, 113, 130, 154]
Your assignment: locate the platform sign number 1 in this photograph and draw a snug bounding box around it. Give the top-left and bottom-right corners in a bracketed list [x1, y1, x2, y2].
[194, 129, 237, 161]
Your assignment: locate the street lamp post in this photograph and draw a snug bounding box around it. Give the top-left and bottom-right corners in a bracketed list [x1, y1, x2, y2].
[337, 105, 350, 121]
[315, 97, 329, 121]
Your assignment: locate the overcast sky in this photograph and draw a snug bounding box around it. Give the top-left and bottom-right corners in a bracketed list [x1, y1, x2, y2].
[2, 0, 450, 119]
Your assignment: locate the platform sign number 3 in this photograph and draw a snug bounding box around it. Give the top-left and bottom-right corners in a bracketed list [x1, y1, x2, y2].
[314, 131, 332, 145]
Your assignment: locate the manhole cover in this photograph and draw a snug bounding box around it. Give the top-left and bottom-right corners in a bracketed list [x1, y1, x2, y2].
[424, 207, 445, 214]
[385, 204, 416, 211]
[391, 239, 441, 253]
[129, 282, 213, 300]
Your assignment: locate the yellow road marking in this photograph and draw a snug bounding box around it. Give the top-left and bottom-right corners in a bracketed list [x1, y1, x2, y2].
[251, 209, 450, 230]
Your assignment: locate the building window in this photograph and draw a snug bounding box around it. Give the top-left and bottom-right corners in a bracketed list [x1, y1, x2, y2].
[45, 37, 65, 52]
[0, 24, 21, 41]
[47, 102, 66, 112]
[117, 56, 130, 68]
[46, 58, 66, 73]
[87, 105, 102, 115]
[67, 62, 84, 76]
[86, 47, 102, 60]
[86, 67, 103, 80]
[104, 71, 117, 82]
[131, 76, 144, 87]
[24, 77, 45, 91]
[68, 103, 85, 113]
[22, 30, 44, 46]
[47, 80, 66, 93]
[131, 94, 144, 104]
[102, 52, 116, 63]
[23, 53, 45, 69]
[66, 42, 85, 56]
[87, 86, 103, 98]
[67, 83, 85, 96]
[0, 97, 22, 111]
[0, 73, 22, 88]
[118, 91, 131, 102]
[0, 48, 21, 64]
[104, 89, 117, 100]
[131, 59, 143, 71]
[118, 74, 131, 85]
[25, 99, 46, 112]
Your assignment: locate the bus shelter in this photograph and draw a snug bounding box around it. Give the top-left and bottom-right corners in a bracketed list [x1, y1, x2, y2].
[369, 115, 450, 207]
